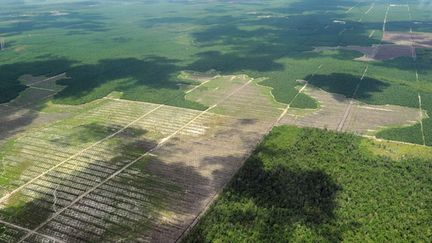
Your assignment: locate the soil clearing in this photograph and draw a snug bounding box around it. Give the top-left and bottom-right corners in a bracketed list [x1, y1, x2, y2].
[279, 83, 422, 135]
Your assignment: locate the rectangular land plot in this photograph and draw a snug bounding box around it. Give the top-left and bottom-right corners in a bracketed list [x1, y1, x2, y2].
[0, 70, 289, 241]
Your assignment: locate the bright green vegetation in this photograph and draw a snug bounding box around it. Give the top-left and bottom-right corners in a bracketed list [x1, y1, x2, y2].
[289, 92, 318, 109]
[362, 138, 432, 161]
[0, 1, 431, 134]
[184, 126, 432, 242]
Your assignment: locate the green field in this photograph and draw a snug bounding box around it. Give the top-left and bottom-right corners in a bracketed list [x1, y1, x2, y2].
[184, 126, 432, 242]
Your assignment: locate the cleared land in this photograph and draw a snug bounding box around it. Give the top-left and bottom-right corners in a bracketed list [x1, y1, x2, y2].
[383, 31, 432, 48]
[279, 82, 421, 135]
[0, 73, 288, 242]
[0, 72, 426, 242]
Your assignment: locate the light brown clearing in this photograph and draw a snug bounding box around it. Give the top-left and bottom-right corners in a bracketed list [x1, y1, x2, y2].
[279, 84, 422, 135]
[314, 31, 432, 61]
[179, 70, 219, 84]
[383, 31, 432, 48]
[373, 44, 413, 60]
[14, 46, 26, 53]
[348, 44, 413, 61]
[314, 45, 414, 61]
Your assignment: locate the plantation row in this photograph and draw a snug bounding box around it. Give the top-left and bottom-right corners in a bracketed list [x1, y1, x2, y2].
[0, 98, 217, 241]
[0, 72, 294, 241]
[0, 75, 282, 241]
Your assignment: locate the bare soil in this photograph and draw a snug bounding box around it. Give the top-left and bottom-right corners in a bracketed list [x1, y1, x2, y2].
[346, 45, 413, 61]
[314, 45, 414, 61]
[383, 31, 432, 48]
[279, 85, 422, 135]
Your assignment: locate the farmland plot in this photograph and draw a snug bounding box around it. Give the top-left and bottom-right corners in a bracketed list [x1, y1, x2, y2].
[0, 74, 287, 242]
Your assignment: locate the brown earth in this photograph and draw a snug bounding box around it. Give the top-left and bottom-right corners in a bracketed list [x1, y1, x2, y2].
[314, 45, 414, 61]
[348, 44, 413, 61]
[383, 31, 432, 48]
[314, 31, 432, 61]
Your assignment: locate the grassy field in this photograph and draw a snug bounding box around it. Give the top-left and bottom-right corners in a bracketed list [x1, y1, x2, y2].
[184, 126, 432, 242]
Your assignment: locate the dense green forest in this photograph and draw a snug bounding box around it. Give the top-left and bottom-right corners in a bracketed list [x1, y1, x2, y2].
[184, 126, 432, 242]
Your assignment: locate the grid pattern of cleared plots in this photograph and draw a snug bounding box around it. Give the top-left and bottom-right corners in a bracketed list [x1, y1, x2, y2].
[0, 73, 284, 242]
[185, 75, 249, 106]
[83, 99, 212, 138]
[1, 100, 159, 195]
[0, 98, 217, 242]
[133, 105, 212, 137]
[0, 224, 27, 243]
[80, 99, 162, 127]
[32, 157, 181, 242]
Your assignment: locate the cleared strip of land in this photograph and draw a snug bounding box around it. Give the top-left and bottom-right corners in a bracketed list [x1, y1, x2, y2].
[0, 74, 285, 242]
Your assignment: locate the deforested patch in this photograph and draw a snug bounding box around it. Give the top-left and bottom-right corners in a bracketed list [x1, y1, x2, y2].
[279, 84, 422, 135]
[383, 31, 432, 48]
